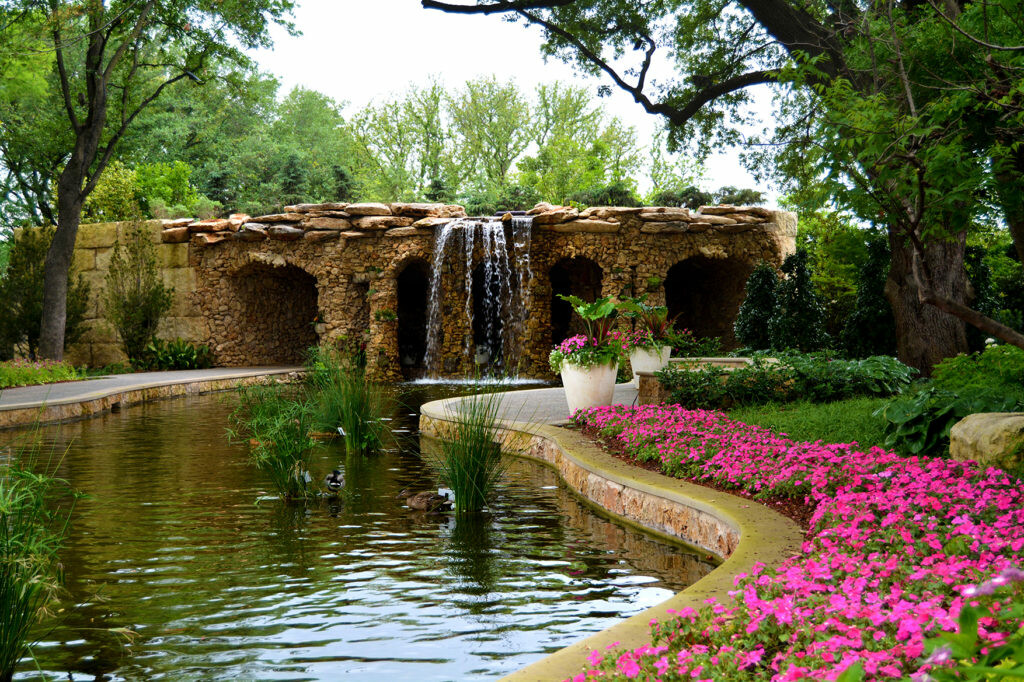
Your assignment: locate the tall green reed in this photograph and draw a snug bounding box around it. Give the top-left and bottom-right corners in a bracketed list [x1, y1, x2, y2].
[0, 431, 77, 682]
[227, 384, 318, 501]
[432, 389, 508, 514]
[304, 346, 389, 456]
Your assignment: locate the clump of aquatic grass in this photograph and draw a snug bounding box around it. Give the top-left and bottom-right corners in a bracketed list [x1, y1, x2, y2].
[304, 345, 389, 455]
[432, 389, 508, 514]
[0, 432, 77, 681]
[228, 384, 318, 501]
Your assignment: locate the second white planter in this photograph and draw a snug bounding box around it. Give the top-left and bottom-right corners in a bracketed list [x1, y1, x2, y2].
[628, 345, 672, 386]
[560, 361, 618, 414]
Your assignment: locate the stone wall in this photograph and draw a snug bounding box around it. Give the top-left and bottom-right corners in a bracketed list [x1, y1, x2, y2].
[65, 220, 205, 367]
[65, 201, 796, 378]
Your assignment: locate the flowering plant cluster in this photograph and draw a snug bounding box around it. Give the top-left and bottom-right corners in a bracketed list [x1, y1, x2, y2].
[570, 404, 1024, 681]
[608, 329, 661, 352]
[549, 334, 622, 373]
[0, 358, 83, 388]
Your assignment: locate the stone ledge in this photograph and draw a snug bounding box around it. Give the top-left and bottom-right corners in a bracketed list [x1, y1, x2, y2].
[419, 395, 803, 682]
[0, 369, 302, 430]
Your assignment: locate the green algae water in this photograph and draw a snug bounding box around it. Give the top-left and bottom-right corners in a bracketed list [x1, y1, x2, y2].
[10, 386, 715, 681]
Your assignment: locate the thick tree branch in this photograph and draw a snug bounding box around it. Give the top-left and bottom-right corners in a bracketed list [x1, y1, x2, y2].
[51, 20, 79, 131]
[101, 0, 157, 84]
[422, 0, 575, 14]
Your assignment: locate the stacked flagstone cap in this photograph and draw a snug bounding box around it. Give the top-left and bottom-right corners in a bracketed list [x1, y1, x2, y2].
[162, 201, 781, 246]
[159, 202, 469, 246]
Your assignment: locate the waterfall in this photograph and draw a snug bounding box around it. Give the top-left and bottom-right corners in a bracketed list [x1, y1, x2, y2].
[422, 216, 533, 378]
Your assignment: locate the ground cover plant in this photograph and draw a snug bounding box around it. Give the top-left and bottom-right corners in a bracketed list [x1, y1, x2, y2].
[571, 404, 1024, 680]
[0, 359, 83, 388]
[656, 353, 914, 410]
[727, 397, 890, 453]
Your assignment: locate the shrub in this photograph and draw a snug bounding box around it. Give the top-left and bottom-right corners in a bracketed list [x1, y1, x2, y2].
[0, 226, 90, 360]
[0, 359, 83, 388]
[657, 352, 915, 410]
[841, 237, 897, 358]
[80, 161, 142, 222]
[665, 327, 722, 358]
[733, 262, 778, 351]
[104, 220, 174, 364]
[138, 338, 213, 371]
[648, 185, 712, 209]
[768, 249, 830, 352]
[567, 180, 641, 207]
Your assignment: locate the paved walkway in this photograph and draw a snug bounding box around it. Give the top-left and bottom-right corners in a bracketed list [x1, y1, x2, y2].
[465, 383, 639, 425]
[0, 367, 301, 423]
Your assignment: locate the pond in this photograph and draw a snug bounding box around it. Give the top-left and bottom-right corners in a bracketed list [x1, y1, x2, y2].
[11, 385, 716, 681]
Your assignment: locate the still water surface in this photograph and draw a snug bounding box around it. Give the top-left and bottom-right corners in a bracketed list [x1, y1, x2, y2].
[11, 386, 715, 680]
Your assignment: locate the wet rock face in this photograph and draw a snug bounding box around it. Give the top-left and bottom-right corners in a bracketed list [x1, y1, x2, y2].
[66, 203, 795, 378]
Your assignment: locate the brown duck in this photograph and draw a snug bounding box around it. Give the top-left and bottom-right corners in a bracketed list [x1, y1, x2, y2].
[397, 489, 453, 512]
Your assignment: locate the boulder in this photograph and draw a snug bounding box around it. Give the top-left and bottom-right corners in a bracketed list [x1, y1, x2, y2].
[532, 207, 579, 225]
[341, 230, 371, 239]
[304, 230, 340, 243]
[190, 232, 229, 246]
[233, 225, 268, 242]
[390, 202, 445, 218]
[722, 213, 766, 224]
[692, 213, 738, 225]
[188, 218, 231, 233]
[639, 209, 692, 222]
[443, 204, 468, 218]
[950, 413, 1024, 468]
[640, 221, 689, 234]
[160, 218, 193, 228]
[537, 219, 619, 233]
[284, 202, 348, 212]
[267, 225, 305, 241]
[527, 202, 559, 215]
[687, 222, 712, 232]
[383, 227, 433, 238]
[303, 210, 351, 219]
[345, 202, 392, 216]
[501, 212, 513, 223]
[301, 217, 352, 230]
[697, 204, 739, 215]
[252, 212, 304, 223]
[578, 206, 643, 220]
[413, 216, 456, 228]
[352, 216, 414, 230]
[161, 226, 191, 243]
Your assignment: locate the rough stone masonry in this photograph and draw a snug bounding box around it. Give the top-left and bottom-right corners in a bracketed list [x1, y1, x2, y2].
[65, 201, 796, 380]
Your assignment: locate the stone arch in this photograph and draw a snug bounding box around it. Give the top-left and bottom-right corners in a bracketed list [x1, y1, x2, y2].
[396, 258, 431, 375]
[225, 262, 319, 364]
[664, 256, 754, 347]
[549, 256, 604, 345]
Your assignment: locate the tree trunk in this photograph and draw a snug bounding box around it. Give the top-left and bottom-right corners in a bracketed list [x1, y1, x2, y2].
[38, 169, 84, 360]
[884, 230, 969, 375]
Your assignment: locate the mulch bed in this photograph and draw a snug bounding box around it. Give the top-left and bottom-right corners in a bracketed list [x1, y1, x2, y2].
[574, 423, 816, 533]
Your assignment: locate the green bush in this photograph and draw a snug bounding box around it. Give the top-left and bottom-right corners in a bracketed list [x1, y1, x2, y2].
[841, 237, 896, 358]
[80, 161, 142, 222]
[657, 352, 915, 410]
[0, 226, 90, 360]
[768, 249, 830, 352]
[138, 338, 213, 371]
[876, 346, 1024, 456]
[0, 359, 83, 388]
[733, 262, 778, 351]
[104, 220, 174, 364]
[665, 327, 722, 357]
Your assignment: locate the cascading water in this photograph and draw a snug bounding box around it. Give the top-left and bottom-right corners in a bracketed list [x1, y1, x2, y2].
[422, 216, 533, 378]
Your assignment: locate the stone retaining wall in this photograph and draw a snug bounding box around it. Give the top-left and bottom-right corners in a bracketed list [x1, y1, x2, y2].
[63, 201, 796, 378]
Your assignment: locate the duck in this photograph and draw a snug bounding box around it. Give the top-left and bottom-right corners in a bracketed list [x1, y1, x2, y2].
[324, 469, 345, 493]
[397, 488, 453, 512]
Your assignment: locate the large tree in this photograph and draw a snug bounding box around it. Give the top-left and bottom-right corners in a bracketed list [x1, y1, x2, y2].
[422, 0, 1024, 371]
[0, 1, 294, 360]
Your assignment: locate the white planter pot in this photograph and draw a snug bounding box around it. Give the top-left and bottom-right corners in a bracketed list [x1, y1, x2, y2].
[560, 361, 618, 414]
[628, 345, 672, 386]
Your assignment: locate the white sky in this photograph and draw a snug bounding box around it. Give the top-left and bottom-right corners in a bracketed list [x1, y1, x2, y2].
[253, 0, 772, 200]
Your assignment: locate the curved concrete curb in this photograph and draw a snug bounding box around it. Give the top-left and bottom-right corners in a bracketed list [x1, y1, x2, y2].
[0, 368, 302, 430]
[420, 394, 804, 682]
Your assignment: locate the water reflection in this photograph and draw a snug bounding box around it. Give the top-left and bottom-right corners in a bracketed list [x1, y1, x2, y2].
[5, 389, 716, 681]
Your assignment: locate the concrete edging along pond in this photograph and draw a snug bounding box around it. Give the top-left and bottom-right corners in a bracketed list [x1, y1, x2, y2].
[419, 394, 804, 682]
[0, 367, 303, 430]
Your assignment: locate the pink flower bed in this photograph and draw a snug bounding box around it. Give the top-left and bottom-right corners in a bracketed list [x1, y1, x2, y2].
[570, 404, 1024, 680]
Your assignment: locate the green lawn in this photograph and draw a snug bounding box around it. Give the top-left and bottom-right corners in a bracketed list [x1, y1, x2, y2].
[727, 396, 892, 451]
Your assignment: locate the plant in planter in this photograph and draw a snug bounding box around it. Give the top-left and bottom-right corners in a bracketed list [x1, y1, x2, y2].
[617, 297, 676, 384]
[549, 295, 621, 414]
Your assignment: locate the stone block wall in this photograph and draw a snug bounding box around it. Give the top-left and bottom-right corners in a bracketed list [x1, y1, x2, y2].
[61, 200, 796, 378]
[64, 220, 206, 367]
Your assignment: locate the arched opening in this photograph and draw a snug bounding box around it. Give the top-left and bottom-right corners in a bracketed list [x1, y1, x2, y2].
[231, 263, 319, 364]
[665, 257, 753, 347]
[549, 256, 603, 345]
[397, 259, 430, 376]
